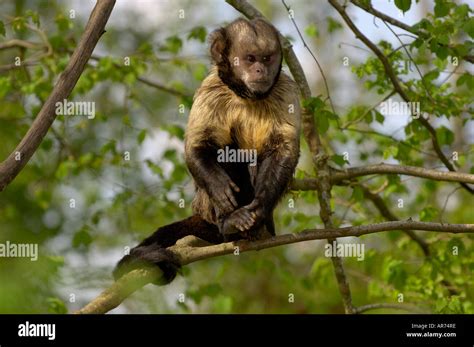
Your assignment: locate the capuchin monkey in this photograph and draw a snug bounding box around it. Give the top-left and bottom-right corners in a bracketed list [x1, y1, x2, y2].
[113, 18, 301, 284]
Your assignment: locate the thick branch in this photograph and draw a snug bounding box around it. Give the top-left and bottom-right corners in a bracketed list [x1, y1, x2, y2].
[331, 163, 474, 184]
[76, 220, 474, 314]
[0, 0, 116, 192]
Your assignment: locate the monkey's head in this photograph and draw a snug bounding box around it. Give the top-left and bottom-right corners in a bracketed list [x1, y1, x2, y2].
[209, 18, 283, 99]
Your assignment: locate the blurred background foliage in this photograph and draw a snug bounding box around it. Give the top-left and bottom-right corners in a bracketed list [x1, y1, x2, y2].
[0, 0, 472, 313]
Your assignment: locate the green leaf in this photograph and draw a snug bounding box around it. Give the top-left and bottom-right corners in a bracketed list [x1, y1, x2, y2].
[145, 159, 164, 177]
[316, 112, 329, 134]
[47, 298, 68, 314]
[212, 296, 233, 313]
[330, 154, 348, 167]
[305, 23, 318, 38]
[193, 63, 208, 81]
[26, 10, 40, 27]
[187, 26, 207, 42]
[456, 73, 471, 87]
[12, 17, 27, 33]
[419, 206, 438, 221]
[187, 284, 222, 304]
[437, 34, 449, 45]
[350, 186, 364, 202]
[55, 13, 72, 32]
[395, 0, 411, 13]
[40, 138, 53, 151]
[0, 76, 11, 98]
[434, 0, 450, 17]
[327, 17, 342, 33]
[364, 111, 373, 123]
[383, 146, 398, 160]
[374, 110, 385, 124]
[310, 258, 332, 284]
[463, 17, 474, 38]
[137, 129, 147, 144]
[0, 21, 5, 36]
[160, 36, 183, 54]
[72, 228, 93, 248]
[436, 126, 454, 145]
[383, 259, 407, 290]
[434, 45, 449, 60]
[163, 124, 185, 140]
[103, 140, 117, 154]
[55, 160, 77, 179]
[302, 96, 325, 112]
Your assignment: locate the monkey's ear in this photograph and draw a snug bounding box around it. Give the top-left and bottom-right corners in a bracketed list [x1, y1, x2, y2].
[209, 28, 226, 64]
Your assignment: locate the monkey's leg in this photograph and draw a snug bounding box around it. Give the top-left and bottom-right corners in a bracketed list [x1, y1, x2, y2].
[113, 215, 222, 285]
[224, 146, 298, 234]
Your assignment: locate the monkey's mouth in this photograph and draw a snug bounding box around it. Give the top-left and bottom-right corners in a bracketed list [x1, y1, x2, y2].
[248, 80, 270, 92]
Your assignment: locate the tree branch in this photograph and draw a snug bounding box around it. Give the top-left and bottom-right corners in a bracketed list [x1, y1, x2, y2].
[290, 162, 474, 191]
[355, 303, 426, 314]
[331, 163, 474, 184]
[0, 39, 43, 51]
[76, 220, 474, 314]
[0, 0, 116, 192]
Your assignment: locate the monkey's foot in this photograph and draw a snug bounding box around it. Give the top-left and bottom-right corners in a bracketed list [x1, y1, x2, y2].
[221, 207, 257, 235]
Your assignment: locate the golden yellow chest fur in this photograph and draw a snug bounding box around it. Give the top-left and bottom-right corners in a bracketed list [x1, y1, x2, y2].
[185, 67, 300, 154]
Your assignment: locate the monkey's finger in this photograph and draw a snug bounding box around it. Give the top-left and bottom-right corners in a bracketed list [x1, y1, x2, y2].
[217, 197, 233, 214]
[243, 220, 253, 230]
[225, 189, 238, 208]
[229, 180, 240, 193]
[239, 212, 255, 230]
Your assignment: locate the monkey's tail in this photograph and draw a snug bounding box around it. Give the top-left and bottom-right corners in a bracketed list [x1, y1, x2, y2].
[113, 215, 222, 285]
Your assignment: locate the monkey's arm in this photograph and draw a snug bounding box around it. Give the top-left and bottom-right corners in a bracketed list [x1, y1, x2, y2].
[254, 143, 299, 211]
[186, 141, 240, 216]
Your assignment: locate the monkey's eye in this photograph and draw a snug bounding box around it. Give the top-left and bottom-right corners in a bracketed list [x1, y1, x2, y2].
[246, 55, 256, 63]
[262, 55, 272, 62]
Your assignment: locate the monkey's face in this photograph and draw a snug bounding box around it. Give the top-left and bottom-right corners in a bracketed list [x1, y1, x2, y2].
[231, 47, 282, 95]
[210, 18, 283, 99]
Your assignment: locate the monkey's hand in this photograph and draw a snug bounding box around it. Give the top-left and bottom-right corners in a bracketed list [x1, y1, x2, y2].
[208, 173, 240, 216]
[221, 199, 265, 235]
[113, 244, 181, 285]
